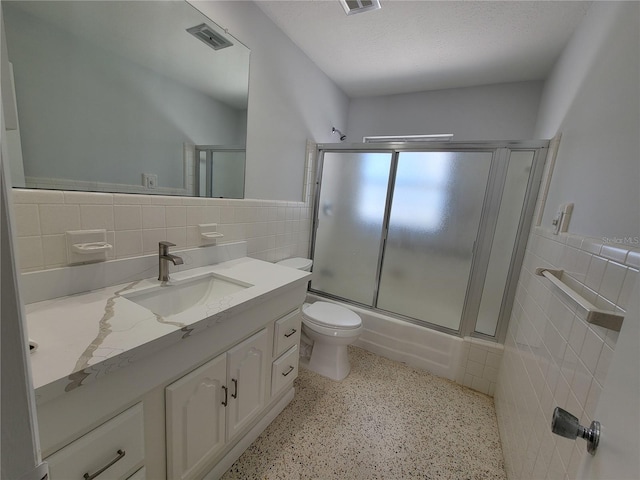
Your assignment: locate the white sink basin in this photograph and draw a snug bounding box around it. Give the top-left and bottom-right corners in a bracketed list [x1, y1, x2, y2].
[122, 274, 250, 317]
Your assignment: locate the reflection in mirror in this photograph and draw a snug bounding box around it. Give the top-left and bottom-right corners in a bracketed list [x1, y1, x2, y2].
[196, 146, 245, 198]
[3, 1, 249, 198]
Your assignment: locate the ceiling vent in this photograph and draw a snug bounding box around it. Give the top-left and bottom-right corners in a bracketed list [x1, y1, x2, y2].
[186, 23, 233, 51]
[339, 0, 381, 16]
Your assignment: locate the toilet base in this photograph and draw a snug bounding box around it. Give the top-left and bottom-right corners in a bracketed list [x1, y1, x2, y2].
[307, 342, 351, 381]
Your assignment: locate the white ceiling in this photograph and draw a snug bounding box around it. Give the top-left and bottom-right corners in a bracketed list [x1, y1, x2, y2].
[255, 0, 591, 98]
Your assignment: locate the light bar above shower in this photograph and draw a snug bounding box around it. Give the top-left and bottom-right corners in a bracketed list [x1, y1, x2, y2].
[363, 134, 454, 143]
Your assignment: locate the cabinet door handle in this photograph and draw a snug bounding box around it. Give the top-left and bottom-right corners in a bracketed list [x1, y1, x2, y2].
[282, 366, 295, 377]
[284, 328, 297, 338]
[83, 449, 126, 480]
[231, 378, 238, 399]
[221, 386, 228, 406]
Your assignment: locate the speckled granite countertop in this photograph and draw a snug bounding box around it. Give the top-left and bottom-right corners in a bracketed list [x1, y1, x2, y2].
[26, 257, 310, 404]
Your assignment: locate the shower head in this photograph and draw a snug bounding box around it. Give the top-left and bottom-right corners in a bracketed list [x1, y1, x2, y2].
[332, 127, 346, 142]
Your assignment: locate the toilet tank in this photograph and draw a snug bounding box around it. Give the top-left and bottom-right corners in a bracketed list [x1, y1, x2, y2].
[276, 257, 312, 271]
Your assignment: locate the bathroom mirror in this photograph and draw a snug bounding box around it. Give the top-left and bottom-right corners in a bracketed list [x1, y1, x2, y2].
[2, 1, 249, 198]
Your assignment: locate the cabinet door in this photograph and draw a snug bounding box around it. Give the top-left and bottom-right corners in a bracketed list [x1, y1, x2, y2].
[166, 353, 227, 480]
[226, 329, 269, 440]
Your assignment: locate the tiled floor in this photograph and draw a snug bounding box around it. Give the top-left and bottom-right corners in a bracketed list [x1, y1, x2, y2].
[222, 347, 506, 479]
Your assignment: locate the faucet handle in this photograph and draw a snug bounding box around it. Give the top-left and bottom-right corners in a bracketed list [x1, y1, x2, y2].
[159, 241, 176, 255]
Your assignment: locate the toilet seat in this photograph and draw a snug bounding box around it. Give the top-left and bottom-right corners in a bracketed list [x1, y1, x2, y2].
[302, 302, 361, 330]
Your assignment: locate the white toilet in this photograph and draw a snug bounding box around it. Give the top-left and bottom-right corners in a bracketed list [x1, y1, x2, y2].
[276, 257, 363, 381]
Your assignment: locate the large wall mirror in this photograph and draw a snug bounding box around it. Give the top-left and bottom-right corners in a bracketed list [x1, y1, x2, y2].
[2, 1, 250, 198]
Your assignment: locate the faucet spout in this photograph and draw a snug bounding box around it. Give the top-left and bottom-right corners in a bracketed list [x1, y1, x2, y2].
[158, 241, 183, 281]
[164, 254, 184, 266]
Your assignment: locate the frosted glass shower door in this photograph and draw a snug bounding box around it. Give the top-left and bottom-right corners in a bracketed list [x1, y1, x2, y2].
[475, 150, 536, 336]
[311, 152, 393, 305]
[377, 151, 492, 331]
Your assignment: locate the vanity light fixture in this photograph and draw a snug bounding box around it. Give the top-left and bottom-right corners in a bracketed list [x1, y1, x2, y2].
[363, 134, 454, 143]
[186, 23, 233, 51]
[339, 0, 381, 16]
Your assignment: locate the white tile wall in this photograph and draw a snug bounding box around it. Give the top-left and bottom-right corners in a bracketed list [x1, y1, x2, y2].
[12, 189, 314, 272]
[495, 226, 638, 480]
[457, 337, 504, 397]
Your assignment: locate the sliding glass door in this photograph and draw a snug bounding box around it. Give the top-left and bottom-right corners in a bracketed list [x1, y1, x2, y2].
[311, 152, 392, 305]
[376, 151, 492, 330]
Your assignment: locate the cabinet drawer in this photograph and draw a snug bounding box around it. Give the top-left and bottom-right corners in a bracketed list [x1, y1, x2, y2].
[127, 467, 146, 480]
[46, 403, 144, 480]
[273, 309, 301, 358]
[271, 345, 299, 397]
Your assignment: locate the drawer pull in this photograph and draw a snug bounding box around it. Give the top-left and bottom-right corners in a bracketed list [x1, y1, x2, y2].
[231, 378, 238, 399]
[83, 449, 126, 480]
[282, 366, 295, 377]
[221, 385, 228, 406]
[284, 328, 297, 338]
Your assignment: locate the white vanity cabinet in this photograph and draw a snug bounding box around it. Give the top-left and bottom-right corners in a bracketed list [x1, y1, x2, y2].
[32, 258, 310, 480]
[165, 329, 269, 480]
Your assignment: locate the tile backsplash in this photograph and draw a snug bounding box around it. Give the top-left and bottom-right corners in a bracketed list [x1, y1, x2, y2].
[12, 189, 313, 272]
[495, 226, 638, 480]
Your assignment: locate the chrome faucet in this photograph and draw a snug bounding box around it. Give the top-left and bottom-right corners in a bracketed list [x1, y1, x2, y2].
[158, 241, 183, 281]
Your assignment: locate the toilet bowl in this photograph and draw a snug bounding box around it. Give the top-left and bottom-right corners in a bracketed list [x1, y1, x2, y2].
[276, 257, 363, 381]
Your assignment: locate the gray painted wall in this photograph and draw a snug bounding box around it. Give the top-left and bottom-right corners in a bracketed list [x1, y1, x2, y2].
[346, 81, 544, 143]
[535, 1, 639, 240]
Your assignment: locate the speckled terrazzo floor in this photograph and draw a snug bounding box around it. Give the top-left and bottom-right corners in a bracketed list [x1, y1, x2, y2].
[222, 347, 506, 480]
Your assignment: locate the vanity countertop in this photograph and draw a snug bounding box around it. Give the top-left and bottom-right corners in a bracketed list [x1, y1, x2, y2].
[25, 257, 310, 404]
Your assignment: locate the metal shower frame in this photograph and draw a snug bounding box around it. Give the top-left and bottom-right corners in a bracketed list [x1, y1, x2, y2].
[309, 140, 548, 344]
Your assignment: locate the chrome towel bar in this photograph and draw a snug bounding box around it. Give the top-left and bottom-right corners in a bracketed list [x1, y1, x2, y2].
[535, 268, 624, 332]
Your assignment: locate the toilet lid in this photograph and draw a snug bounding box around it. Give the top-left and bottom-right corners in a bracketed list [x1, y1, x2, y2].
[302, 302, 362, 329]
[276, 257, 312, 270]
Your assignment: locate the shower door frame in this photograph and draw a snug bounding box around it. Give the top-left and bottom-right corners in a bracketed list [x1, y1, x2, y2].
[309, 141, 547, 343]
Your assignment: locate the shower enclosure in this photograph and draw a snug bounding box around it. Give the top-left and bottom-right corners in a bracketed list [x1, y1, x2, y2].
[309, 142, 547, 342]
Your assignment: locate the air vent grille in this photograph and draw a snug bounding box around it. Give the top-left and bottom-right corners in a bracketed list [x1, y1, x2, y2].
[186, 23, 233, 51]
[339, 0, 381, 16]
